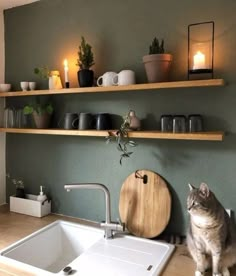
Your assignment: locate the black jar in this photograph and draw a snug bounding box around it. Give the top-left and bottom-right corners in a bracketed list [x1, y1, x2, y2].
[188, 114, 203, 132]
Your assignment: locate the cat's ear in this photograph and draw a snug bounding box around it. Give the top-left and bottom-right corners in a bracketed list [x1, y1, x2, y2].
[188, 183, 196, 191]
[199, 182, 210, 198]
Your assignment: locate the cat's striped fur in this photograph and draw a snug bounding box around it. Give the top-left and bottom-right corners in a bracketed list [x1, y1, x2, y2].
[187, 183, 236, 276]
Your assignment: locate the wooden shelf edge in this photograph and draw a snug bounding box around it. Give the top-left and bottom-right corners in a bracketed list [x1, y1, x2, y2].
[0, 79, 225, 97]
[0, 128, 224, 141]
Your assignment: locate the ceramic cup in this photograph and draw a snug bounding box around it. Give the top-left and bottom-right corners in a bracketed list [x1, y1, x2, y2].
[112, 70, 136, 86]
[96, 113, 112, 130]
[62, 113, 79, 130]
[20, 81, 29, 91]
[78, 113, 94, 130]
[97, 72, 117, 87]
[29, 82, 36, 91]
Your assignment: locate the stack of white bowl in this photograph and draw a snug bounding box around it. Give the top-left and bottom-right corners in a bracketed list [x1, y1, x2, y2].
[0, 83, 11, 92]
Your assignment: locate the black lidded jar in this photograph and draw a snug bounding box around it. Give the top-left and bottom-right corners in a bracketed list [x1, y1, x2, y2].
[160, 115, 173, 132]
[173, 115, 187, 133]
[188, 114, 203, 132]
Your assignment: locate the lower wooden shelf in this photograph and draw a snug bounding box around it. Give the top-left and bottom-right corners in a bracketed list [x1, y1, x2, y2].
[0, 128, 224, 141]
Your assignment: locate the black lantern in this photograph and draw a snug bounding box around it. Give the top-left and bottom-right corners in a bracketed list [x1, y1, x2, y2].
[188, 21, 214, 79]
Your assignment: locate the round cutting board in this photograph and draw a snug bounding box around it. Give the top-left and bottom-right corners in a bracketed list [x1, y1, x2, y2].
[119, 169, 171, 238]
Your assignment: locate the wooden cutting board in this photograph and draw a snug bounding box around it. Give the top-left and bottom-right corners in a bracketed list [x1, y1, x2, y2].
[119, 169, 171, 238]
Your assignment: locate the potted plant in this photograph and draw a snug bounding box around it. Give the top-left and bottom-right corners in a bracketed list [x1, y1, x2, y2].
[7, 174, 25, 198]
[23, 100, 54, 129]
[143, 38, 172, 83]
[76, 36, 95, 87]
[106, 112, 137, 165]
[34, 66, 62, 90]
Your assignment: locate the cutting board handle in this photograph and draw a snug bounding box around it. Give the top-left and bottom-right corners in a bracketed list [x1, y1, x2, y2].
[135, 170, 148, 184]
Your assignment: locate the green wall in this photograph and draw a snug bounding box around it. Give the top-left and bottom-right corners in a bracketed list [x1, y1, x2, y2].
[4, 0, 236, 235]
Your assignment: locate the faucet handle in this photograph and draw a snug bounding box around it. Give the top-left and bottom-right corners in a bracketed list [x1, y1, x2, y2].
[117, 218, 125, 231]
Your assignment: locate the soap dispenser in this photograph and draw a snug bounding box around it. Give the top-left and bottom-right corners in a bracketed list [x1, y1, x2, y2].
[37, 186, 47, 202]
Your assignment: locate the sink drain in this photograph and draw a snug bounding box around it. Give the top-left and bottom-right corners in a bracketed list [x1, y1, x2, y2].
[63, 266, 73, 275]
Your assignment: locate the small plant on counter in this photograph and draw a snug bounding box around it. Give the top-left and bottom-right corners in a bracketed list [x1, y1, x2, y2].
[7, 174, 25, 198]
[106, 113, 137, 165]
[77, 36, 95, 70]
[149, 37, 165, 54]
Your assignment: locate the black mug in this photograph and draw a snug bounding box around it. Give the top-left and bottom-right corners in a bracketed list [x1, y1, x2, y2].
[96, 113, 112, 130]
[78, 113, 93, 129]
[62, 113, 79, 129]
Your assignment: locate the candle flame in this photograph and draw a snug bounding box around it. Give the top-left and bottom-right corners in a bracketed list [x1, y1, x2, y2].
[64, 59, 68, 67]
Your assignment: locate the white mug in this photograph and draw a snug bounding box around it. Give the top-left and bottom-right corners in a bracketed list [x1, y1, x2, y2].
[97, 72, 117, 87]
[112, 70, 136, 86]
[29, 82, 36, 91]
[20, 81, 29, 91]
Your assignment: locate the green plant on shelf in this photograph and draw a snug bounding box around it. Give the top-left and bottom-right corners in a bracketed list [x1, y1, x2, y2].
[76, 36, 95, 70]
[149, 37, 165, 54]
[23, 103, 53, 116]
[34, 66, 50, 79]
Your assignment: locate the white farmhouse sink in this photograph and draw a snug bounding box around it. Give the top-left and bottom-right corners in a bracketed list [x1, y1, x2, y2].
[0, 220, 175, 276]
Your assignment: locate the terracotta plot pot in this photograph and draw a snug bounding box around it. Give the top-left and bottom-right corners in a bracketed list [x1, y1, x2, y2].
[143, 53, 172, 83]
[33, 112, 51, 129]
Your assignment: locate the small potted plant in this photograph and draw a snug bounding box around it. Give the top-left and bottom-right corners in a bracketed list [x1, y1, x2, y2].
[76, 36, 95, 87]
[106, 112, 137, 165]
[7, 174, 25, 198]
[23, 100, 54, 129]
[143, 38, 172, 83]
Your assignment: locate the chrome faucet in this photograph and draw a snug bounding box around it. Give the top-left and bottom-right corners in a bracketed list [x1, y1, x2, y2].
[64, 183, 125, 239]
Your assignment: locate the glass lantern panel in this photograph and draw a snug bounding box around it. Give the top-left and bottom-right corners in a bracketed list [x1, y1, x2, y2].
[189, 22, 213, 73]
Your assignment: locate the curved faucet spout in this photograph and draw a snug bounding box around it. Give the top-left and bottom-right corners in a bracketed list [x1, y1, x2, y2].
[64, 183, 111, 224]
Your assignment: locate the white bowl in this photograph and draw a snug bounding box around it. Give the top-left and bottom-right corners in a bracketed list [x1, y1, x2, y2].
[0, 83, 11, 92]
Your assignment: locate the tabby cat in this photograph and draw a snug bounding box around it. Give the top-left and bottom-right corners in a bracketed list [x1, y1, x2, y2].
[187, 183, 236, 276]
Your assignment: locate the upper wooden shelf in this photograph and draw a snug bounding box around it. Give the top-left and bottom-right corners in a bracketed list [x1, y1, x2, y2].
[0, 128, 224, 141]
[0, 79, 225, 97]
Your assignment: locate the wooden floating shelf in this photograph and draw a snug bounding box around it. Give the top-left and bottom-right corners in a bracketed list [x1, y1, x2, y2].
[0, 79, 224, 97]
[0, 128, 224, 141]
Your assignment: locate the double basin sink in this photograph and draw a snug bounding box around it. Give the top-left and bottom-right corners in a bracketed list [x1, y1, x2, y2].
[0, 220, 174, 275]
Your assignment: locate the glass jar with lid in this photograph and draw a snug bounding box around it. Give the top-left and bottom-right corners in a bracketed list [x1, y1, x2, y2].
[160, 115, 173, 132]
[188, 114, 203, 132]
[173, 115, 187, 133]
[49, 70, 62, 90]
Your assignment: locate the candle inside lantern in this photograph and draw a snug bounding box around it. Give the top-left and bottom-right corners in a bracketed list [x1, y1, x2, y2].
[64, 59, 69, 83]
[193, 51, 206, 70]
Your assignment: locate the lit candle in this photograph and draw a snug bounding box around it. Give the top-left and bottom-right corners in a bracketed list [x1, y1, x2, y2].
[64, 59, 69, 83]
[193, 51, 206, 70]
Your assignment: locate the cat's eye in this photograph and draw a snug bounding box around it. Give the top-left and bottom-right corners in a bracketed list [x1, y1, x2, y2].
[192, 201, 199, 207]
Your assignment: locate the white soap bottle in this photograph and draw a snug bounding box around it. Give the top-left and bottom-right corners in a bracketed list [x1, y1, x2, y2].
[37, 186, 47, 202]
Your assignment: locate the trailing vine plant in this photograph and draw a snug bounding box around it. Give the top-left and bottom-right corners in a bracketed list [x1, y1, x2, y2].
[106, 113, 137, 165]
